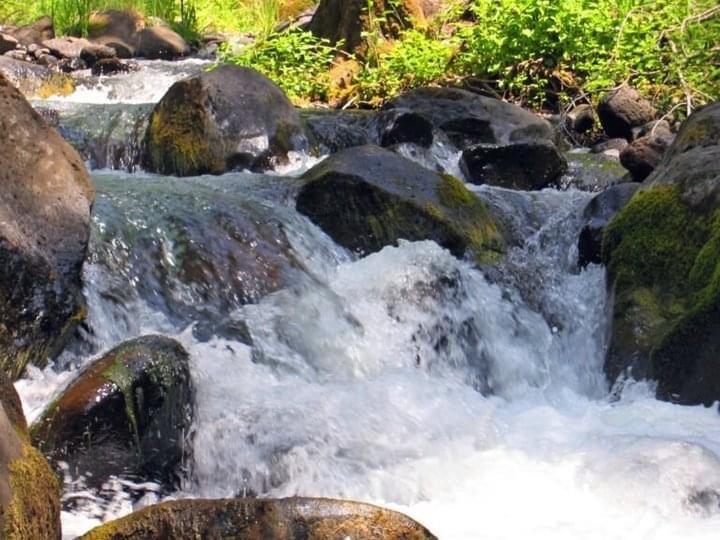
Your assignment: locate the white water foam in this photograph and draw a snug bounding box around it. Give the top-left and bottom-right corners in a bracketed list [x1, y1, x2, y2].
[14, 177, 720, 540]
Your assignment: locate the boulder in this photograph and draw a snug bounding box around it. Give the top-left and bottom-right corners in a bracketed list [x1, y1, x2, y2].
[42, 37, 116, 66]
[384, 87, 555, 150]
[619, 134, 671, 181]
[460, 141, 567, 190]
[566, 103, 595, 134]
[602, 102, 720, 404]
[31, 335, 194, 489]
[0, 74, 93, 380]
[0, 56, 75, 98]
[8, 16, 54, 47]
[0, 34, 18, 55]
[309, 0, 426, 54]
[590, 137, 628, 156]
[79, 498, 437, 540]
[597, 85, 656, 140]
[577, 182, 640, 267]
[88, 10, 144, 58]
[135, 26, 189, 59]
[0, 371, 61, 539]
[91, 57, 132, 76]
[296, 145, 504, 261]
[379, 109, 434, 148]
[143, 65, 306, 175]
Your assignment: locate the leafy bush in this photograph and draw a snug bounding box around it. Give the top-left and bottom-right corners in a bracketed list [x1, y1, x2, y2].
[356, 29, 457, 106]
[223, 30, 337, 103]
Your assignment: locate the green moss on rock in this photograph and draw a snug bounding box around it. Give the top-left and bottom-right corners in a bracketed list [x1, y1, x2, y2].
[602, 184, 720, 403]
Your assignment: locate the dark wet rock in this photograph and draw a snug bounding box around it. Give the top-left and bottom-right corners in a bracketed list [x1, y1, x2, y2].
[620, 135, 671, 181]
[379, 108, 435, 148]
[31, 335, 194, 490]
[0, 74, 93, 380]
[460, 141, 567, 190]
[79, 497, 437, 540]
[385, 87, 555, 149]
[566, 103, 595, 134]
[602, 102, 720, 405]
[302, 109, 379, 154]
[598, 85, 656, 140]
[143, 65, 305, 175]
[632, 119, 673, 141]
[91, 57, 132, 76]
[297, 145, 504, 261]
[0, 33, 18, 55]
[577, 183, 640, 267]
[135, 25, 189, 59]
[35, 52, 59, 67]
[310, 0, 427, 54]
[0, 56, 75, 97]
[0, 371, 61, 539]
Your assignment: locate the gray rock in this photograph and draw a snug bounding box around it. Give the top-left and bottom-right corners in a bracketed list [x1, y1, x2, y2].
[597, 85, 656, 140]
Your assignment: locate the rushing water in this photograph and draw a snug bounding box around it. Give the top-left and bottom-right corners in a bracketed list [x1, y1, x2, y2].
[14, 62, 720, 540]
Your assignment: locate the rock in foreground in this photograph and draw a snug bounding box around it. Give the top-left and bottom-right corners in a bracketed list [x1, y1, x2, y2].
[296, 145, 504, 261]
[143, 65, 305, 175]
[79, 497, 437, 540]
[0, 73, 94, 380]
[1, 371, 61, 539]
[31, 336, 194, 489]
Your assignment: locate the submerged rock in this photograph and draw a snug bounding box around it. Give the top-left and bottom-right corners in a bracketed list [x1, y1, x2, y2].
[0, 371, 61, 539]
[296, 145, 504, 261]
[384, 87, 555, 149]
[31, 336, 194, 489]
[460, 140, 567, 190]
[143, 65, 306, 175]
[597, 85, 656, 140]
[603, 102, 720, 405]
[79, 497, 437, 539]
[0, 56, 75, 98]
[0, 74, 94, 380]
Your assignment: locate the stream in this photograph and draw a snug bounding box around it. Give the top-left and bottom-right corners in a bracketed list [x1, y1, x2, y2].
[14, 60, 720, 540]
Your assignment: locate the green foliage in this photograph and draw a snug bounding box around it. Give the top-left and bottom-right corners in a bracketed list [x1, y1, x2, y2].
[223, 29, 337, 103]
[356, 29, 457, 106]
[195, 0, 279, 37]
[455, 0, 720, 111]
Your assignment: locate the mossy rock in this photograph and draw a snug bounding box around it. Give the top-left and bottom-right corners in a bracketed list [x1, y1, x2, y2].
[1, 373, 61, 539]
[0, 73, 93, 381]
[143, 65, 306, 176]
[0, 57, 75, 98]
[296, 145, 504, 262]
[602, 102, 720, 404]
[31, 335, 194, 490]
[603, 185, 720, 404]
[79, 497, 437, 540]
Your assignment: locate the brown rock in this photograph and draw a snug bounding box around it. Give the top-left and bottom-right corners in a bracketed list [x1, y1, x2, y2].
[135, 25, 189, 59]
[0, 73, 94, 380]
[0, 34, 18, 55]
[597, 85, 656, 140]
[79, 498, 437, 540]
[9, 16, 54, 46]
[620, 135, 671, 181]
